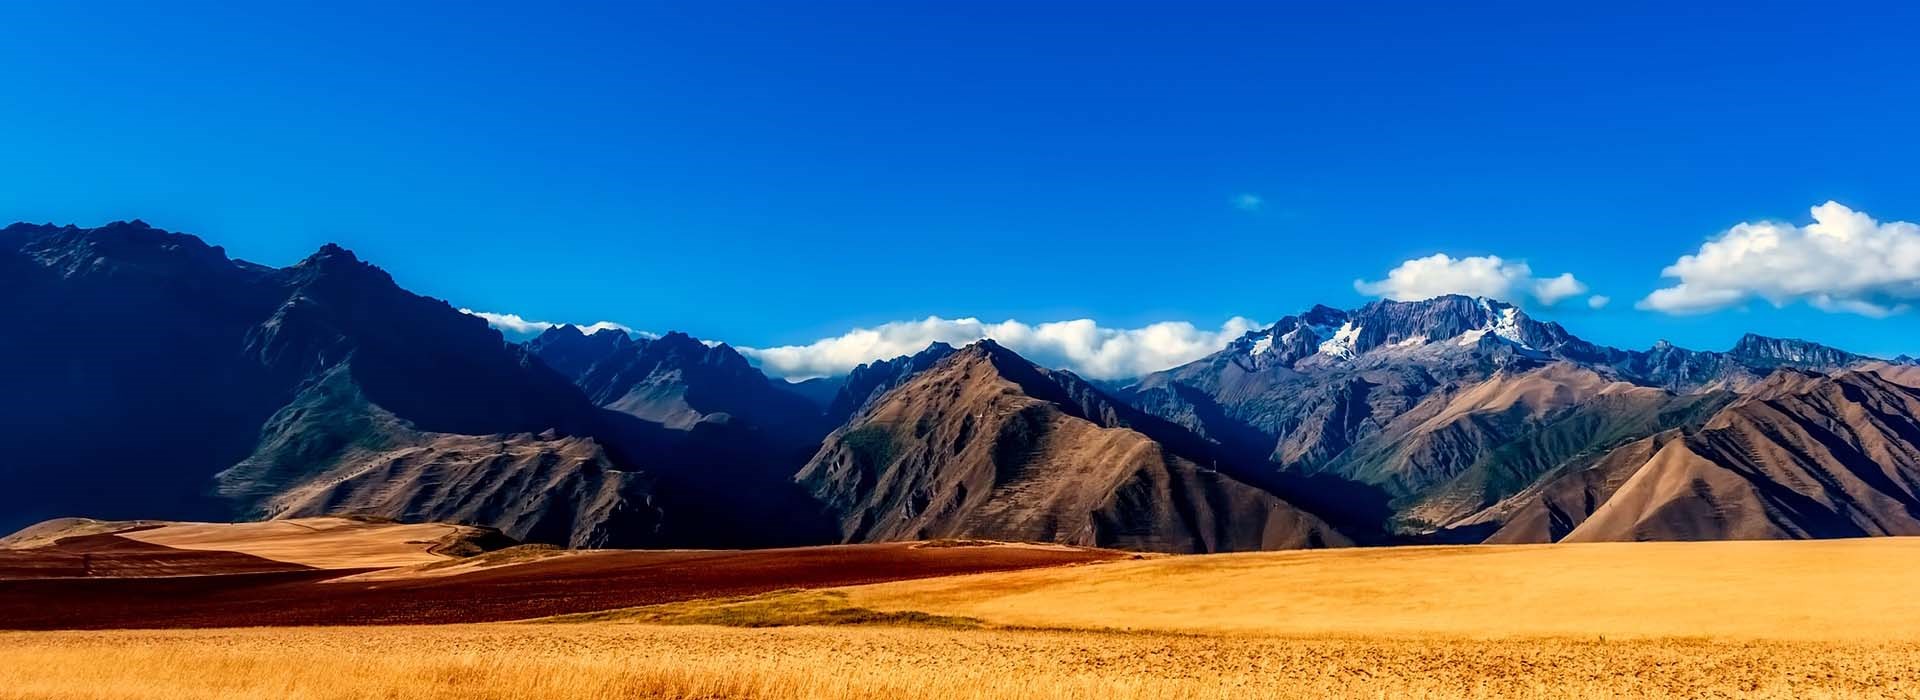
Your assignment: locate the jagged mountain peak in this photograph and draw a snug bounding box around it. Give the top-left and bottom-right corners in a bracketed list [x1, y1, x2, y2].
[534, 323, 589, 341]
[843, 341, 957, 378]
[644, 330, 756, 371]
[827, 341, 962, 423]
[278, 244, 427, 319]
[8, 220, 249, 283]
[290, 242, 382, 278]
[554, 327, 823, 442]
[958, 336, 1009, 352]
[1727, 333, 1861, 368]
[531, 322, 635, 345]
[526, 323, 637, 381]
[1229, 294, 1583, 371]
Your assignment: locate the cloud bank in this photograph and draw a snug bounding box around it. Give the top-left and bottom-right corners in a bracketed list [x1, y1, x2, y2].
[1640, 202, 1920, 317]
[465, 308, 1261, 380]
[460, 309, 638, 339]
[738, 316, 1263, 380]
[1355, 254, 1599, 308]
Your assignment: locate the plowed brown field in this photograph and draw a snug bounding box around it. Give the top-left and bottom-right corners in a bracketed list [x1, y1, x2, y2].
[0, 538, 1121, 629]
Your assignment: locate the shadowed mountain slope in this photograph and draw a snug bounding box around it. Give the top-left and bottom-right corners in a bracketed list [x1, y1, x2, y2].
[0, 222, 826, 547]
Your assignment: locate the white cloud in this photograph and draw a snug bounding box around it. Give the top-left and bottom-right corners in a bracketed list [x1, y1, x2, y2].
[737, 316, 1263, 380]
[460, 309, 639, 339]
[1586, 295, 1612, 309]
[1354, 254, 1591, 307]
[1640, 202, 1920, 317]
[1233, 194, 1264, 211]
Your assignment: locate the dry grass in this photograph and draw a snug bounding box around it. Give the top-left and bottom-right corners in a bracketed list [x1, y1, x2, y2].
[117, 517, 480, 569]
[541, 589, 982, 628]
[3, 624, 1916, 700]
[843, 537, 1920, 641]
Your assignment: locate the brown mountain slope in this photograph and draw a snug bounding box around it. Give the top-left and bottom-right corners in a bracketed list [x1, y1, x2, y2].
[796, 341, 1349, 553]
[1564, 369, 1920, 542]
[1860, 361, 1920, 389]
[1471, 430, 1682, 543]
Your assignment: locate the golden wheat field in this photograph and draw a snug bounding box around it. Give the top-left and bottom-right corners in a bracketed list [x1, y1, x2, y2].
[843, 537, 1920, 641]
[7, 538, 1920, 699]
[3, 624, 1917, 700]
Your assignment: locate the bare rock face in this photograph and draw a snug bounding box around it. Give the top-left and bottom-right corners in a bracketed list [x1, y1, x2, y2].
[1563, 369, 1920, 542]
[797, 341, 1349, 553]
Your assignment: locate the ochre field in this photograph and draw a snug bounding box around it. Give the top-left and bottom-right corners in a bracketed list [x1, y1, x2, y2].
[842, 537, 1920, 641]
[5, 538, 1920, 699]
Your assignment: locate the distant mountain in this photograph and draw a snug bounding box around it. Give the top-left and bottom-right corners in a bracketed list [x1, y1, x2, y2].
[523, 324, 635, 380]
[771, 375, 844, 409]
[824, 342, 957, 424]
[523, 323, 838, 547]
[797, 341, 1350, 552]
[527, 325, 826, 438]
[1123, 295, 1895, 539]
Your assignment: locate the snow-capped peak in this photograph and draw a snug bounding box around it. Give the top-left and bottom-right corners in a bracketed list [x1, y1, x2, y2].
[1317, 321, 1362, 359]
[1491, 305, 1529, 347]
[1249, 332, 1274, 356]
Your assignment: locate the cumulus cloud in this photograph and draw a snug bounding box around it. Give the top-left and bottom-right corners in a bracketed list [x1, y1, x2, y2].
[1354, 254, 1594, 307]
[1639, 202, 1920, 317]
[1586, 295, 1612, 309]
[1233, 193, 1264, 211]
[460, 309, 639, 339]
[737, 316, 1264, 380]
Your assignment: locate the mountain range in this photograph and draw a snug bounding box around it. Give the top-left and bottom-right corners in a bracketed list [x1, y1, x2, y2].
[4, 220, 1917, 552]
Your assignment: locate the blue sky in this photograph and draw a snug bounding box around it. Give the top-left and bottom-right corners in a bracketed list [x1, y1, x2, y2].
[5, 2, 1919, 375]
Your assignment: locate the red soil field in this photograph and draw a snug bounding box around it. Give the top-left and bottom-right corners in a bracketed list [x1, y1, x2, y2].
[0, 538, 1122, 630]
[0, 530, 311, 579]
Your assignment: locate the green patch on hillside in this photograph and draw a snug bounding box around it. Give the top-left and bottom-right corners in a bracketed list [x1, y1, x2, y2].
[842, 425, 899, 468]
[536, 590, 982, 629]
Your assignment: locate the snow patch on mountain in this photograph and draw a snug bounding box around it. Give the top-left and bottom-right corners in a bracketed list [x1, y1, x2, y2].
[1491, 305, 1530, 348]
[1318, 322, 1362, 359]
